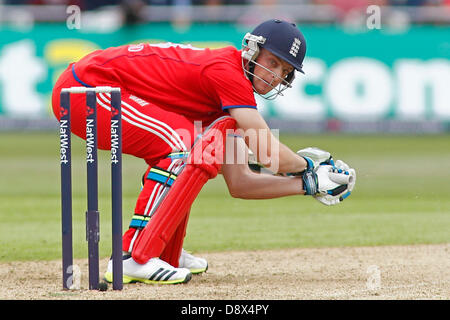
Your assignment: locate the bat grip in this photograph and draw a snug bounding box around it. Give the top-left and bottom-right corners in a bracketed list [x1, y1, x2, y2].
[328, 172, 352, 185]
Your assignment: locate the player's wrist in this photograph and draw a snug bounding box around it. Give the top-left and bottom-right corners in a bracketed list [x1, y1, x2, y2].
[301, 156, 313, 171]
[301, 169, 318, 195]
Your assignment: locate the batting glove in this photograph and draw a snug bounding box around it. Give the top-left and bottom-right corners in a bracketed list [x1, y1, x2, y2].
[296, 147, 334, 171]
[313, 162, 356, 206]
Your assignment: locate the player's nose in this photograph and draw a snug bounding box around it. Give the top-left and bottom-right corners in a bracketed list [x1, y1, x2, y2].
[271, 67, 284, 83]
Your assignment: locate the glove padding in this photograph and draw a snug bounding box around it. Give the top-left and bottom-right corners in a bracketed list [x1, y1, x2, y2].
[313, 161, 356, 206]
[296, 147, 334, 171]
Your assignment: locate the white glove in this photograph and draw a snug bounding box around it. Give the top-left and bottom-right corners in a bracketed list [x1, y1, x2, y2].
[313, 162, 356, 206]
[332, 159, 356, 193]
[296, 147, 333, 170]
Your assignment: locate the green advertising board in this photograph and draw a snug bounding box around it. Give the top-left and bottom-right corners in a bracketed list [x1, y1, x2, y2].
[0, 22, 449, 122]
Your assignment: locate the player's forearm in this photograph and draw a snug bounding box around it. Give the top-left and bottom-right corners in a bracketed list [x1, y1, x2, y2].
[250, 132, 307, 174]
[229, 108, 306, 173]
[232, 174, 304, 199]
[222, 162, 304, 199]
[276, 142, 308, 174]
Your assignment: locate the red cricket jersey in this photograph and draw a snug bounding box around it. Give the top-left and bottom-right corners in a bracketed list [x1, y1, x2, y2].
[73, 43, 257, 124]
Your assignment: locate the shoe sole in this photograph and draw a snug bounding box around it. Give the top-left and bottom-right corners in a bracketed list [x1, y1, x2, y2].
[190, 264, 208, 275]
[104, 272, 192, 285]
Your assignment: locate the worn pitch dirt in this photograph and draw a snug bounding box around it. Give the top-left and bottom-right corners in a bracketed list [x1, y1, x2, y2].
[1, 244, 448, 300]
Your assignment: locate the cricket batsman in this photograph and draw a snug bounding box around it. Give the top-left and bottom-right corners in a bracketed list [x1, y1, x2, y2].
[52, 19, 356, 285]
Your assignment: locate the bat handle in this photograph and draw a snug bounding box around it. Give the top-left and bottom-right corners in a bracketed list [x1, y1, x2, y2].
[328, 172, 352, 185]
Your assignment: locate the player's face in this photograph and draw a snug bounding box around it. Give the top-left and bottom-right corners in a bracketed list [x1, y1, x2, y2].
[252, 49, 294, 95]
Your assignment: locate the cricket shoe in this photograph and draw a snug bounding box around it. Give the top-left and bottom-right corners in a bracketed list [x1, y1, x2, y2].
[104, 255, 192, 285]
[179, 249, 208, 274]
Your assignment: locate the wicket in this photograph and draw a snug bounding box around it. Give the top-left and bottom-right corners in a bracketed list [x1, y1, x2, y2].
[59, 86, 123, 290]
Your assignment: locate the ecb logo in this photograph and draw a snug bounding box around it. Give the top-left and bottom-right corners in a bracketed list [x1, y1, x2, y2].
[289, 38, 301, 58]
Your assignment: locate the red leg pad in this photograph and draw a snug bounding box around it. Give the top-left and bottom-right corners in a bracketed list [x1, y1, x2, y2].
[131, 117, 236, 264]
[132, 167, 208, 264]
[159, 209, 191, 267]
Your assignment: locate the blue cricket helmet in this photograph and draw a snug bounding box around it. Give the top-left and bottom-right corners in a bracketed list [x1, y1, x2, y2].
[250, 19, 306, 74]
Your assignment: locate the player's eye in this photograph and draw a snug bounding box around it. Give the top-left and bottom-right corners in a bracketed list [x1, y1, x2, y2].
[284, 67, 294, 78]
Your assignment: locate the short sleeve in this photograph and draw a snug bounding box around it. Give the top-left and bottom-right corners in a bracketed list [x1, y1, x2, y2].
[202, 61, 257, 111]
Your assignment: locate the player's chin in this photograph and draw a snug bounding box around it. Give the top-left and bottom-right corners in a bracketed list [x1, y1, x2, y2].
[254, 81, 272, 95]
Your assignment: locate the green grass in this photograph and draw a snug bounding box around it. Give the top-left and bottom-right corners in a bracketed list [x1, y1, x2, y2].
[0, 132, 449, 262]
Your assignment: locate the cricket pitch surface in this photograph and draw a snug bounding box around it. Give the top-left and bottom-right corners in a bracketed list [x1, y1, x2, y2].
[1, 244, 448, 300]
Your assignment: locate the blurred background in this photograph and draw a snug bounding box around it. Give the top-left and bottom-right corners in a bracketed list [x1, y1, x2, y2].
[0, 0, 449, 132]
[0, 1, 449, 263]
